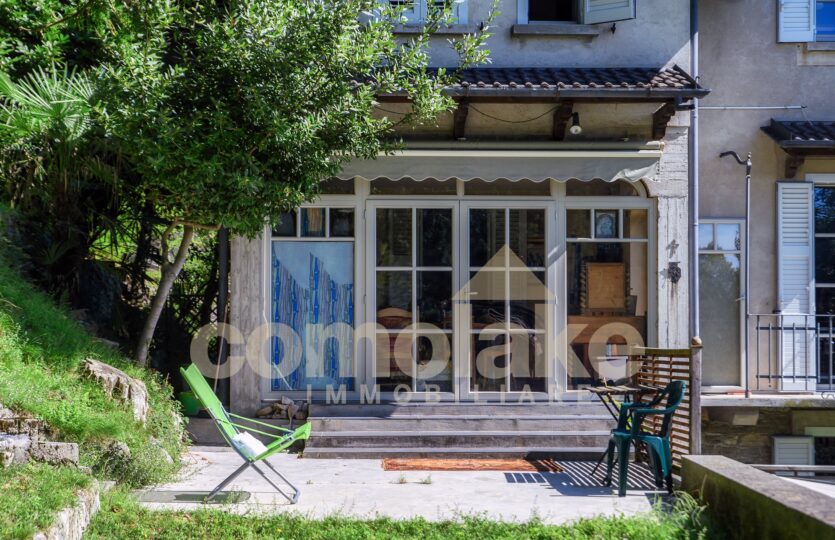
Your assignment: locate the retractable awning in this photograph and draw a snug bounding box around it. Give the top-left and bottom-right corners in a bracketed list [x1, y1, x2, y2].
[336, 143, 663, 183]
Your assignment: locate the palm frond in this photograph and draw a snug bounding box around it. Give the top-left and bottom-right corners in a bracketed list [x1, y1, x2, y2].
[0, 65, 95, 141]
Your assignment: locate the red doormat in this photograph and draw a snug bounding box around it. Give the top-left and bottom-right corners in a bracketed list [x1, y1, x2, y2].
[382, 458, 564, 472]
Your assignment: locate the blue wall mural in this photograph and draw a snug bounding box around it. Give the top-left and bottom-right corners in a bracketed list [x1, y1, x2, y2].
[271, 242, 354, 391]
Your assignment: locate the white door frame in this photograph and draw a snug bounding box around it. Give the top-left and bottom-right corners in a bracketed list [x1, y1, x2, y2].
[458, 200, 559, 401]
[365, 199, 460, 402]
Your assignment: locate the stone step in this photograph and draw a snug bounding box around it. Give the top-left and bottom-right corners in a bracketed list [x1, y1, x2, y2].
[306, 430, 611, 449]
[302, 446, 609, 460]
[309, 415, 614, 432]
[308, 402, 608, 418]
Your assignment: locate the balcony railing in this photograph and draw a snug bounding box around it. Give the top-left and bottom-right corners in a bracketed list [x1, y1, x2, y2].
[749, 313, 834, 393]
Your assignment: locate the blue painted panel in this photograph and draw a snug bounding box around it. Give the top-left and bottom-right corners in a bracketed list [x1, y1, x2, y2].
[271, 242, 354, 391]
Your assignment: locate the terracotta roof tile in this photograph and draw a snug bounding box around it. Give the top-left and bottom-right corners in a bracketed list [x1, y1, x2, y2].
[763, 119, 835, 149]
[364, 65, 706, 99]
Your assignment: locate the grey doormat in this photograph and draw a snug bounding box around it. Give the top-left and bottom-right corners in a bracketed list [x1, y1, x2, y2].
[134, 490, 251, 504]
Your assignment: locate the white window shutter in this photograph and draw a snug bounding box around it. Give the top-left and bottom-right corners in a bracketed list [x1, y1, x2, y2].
[580, 0, 636, 25]
[777, 182, 816, 391]
[778, 0, 815, 43]
[773, 436, 815, 474]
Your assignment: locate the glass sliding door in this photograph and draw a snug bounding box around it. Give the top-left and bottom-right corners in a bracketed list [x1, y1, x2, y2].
[565, 206, 649, 390]
[463, 203, 554, 395]
[371, 204, 455, 393]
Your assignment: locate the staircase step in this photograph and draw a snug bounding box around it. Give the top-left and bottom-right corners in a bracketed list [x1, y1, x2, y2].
[302, 446, 609, 460]
[306, 430, 611, 449]
[309, 415, 613, 432]
[309, 403, 608, 418]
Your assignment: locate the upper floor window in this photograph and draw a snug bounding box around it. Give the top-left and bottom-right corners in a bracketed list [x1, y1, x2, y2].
[518, 0, 636, 25]
[387, 0, 467, 25]
[779, 0, 835, 42]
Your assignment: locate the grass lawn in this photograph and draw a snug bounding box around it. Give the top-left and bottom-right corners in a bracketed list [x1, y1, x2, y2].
[0, 236, 186, 487]
[86, 489, 712, 540]
[0, 464, 91, 540]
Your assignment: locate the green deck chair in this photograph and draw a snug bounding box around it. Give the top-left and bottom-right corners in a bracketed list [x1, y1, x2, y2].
[604, 380, 686, 497]
[180, 364, 311, 504]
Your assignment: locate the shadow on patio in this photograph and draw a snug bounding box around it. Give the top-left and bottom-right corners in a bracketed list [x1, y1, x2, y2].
[504, 460, 661, 497]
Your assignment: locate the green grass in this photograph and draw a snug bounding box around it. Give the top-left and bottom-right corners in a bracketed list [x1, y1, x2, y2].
[86, 489, 711, 540]
[0, 240, 186, 487]
[0, 464, 91, 540]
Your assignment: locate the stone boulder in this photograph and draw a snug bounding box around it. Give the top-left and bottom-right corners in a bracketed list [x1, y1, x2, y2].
[82, 359, 148, 424]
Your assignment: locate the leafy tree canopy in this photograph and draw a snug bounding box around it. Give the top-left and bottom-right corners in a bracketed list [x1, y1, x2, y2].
[102, 0, 493, 236]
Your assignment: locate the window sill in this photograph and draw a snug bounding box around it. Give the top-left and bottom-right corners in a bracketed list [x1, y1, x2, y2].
[392, 24, 479, 35]
[511, 23, 599, 38]
[806, 41, 835, 51]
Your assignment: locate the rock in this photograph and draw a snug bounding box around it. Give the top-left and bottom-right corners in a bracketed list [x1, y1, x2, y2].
[286, 403, 300, 420]
[293, 408, 308, 421]
[33, 481, 100, 540]
[82, 359, 148, 424]
[150, 438, 174, 465]
[280, 396, 294, 406]
[30, 441, 79, 466]
[0, 434, 31, 467]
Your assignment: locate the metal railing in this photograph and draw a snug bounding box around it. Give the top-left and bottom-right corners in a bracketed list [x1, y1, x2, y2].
[749, 313, 834, 393]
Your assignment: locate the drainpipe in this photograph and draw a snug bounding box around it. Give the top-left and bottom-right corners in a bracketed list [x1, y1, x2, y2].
[688, 0, 702, 455]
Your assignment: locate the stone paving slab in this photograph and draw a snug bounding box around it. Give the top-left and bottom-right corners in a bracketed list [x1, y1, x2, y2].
[135, 448, 667, 525]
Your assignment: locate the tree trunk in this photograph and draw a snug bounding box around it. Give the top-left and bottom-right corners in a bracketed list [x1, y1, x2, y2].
[135, 224, 195, 367]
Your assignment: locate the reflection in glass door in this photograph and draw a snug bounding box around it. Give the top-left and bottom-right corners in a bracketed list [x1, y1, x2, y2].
[464, 206, 552, 394]
[372, 205, 455, 392]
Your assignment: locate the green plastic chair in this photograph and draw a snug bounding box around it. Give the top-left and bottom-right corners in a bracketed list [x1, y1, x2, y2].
[604, 380, 686, 497]
[180, 364, 311, 503]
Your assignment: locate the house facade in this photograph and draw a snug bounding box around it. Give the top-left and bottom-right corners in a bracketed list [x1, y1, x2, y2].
[697, 0, 835, 465]
[223, 1, 716, 457]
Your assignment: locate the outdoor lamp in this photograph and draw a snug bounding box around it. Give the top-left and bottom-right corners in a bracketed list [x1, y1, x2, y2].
[569, 112, 583, 135]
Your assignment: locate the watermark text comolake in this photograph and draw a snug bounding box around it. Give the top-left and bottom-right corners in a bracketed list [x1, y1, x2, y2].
[189, 321, 645, 386]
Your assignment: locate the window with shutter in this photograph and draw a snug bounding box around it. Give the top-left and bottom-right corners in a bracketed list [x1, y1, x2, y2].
[774, 0, 835, 43]
[518, 0, 635, 25]
[580, 0, 636, 25]
[385, 0, 467, 24]
[777, 182, 817, 391]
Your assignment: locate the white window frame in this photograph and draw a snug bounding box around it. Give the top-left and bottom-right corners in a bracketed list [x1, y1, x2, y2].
[809, 174, 835, 390]
[698, 218, 746, 393]
[518, 0, 636, 26]
[260, 183, 366, 401]
[458, 199, 559, 400]
[562, 186, 656, 395]
[261, 178, 656, 403]
[366, 199, 460, 401]
[386, 0, 468, 25]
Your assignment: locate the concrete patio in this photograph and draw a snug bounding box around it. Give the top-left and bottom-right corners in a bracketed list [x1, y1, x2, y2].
[134, 447, 669, 525]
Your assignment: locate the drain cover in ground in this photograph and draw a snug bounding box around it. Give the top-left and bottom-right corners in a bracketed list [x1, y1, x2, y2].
[382, 458, 564, 472]
[134, 490, 251, 504]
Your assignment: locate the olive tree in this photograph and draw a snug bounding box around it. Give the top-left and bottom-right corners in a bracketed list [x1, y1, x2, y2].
[102, 0, 495, 366]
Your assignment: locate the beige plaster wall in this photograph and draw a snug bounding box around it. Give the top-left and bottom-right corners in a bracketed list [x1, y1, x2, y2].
[700, 0, 835, 315]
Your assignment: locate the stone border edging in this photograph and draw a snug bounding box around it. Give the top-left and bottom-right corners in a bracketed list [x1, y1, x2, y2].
[682, 455, 835, 539]
[32, 480, 113, 540]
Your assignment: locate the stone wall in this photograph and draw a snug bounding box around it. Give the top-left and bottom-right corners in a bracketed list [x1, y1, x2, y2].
[702, 407, 835, 464]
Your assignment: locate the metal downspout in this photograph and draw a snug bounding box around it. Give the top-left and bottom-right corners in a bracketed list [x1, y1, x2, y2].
[689, 0, 703, 455]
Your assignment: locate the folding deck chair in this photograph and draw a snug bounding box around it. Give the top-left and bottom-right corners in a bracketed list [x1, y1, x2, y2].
[180, 364, 311, 504]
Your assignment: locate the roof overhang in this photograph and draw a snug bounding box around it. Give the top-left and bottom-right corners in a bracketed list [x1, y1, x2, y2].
[336, 142, 663, 183]
[373, 65, 710, 104]
[762, 119, 835, 177]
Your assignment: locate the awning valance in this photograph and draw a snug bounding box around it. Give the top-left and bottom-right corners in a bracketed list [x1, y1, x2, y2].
[336, 146, 662, 183]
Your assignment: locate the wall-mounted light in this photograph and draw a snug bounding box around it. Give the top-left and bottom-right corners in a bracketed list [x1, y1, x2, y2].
[569, 112, 583, 135]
